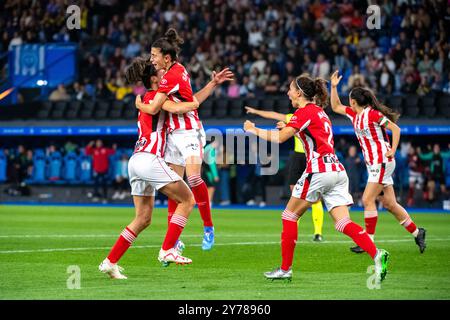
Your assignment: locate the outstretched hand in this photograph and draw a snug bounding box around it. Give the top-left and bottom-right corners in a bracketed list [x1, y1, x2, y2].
[276, 121, 286, 129]
[331, 70, 342, 87]
[243, 120, 256, 133]
[212, 67, 234, 85]
[244, 106, 257, 114]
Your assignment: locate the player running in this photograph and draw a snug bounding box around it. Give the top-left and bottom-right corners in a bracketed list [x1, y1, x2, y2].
[330, 70, 426, 254]
[99, 59, 199, 279]
[149, 28, 233, 251]
[244, 106, 325, 242]
[243, 74, 389, 284]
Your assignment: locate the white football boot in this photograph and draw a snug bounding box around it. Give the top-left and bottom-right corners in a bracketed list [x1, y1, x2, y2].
[158, 248, 192, 265]
[98, 258, 127, 279]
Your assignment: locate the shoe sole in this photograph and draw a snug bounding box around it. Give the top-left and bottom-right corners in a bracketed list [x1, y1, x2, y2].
[265, 277, 292, 282]
[418, 229, 426, 253]
[350, 248, 365, 254]
[380, 251, 390, 282]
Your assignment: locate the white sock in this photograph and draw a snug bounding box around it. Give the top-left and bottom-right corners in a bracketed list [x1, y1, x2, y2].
[368, 234, 375, 242]
[412, 229, 419, 237]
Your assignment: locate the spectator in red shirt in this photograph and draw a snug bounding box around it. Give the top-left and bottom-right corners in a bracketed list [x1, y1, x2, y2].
[85, 139, 116, 202]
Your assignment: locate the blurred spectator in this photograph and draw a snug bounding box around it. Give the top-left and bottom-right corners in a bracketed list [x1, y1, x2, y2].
[49, 84, 70, 102]
[418, 144, 449, 204]
[407, 146, 425, 207]
[85, 140, 116, 202]
[112, 153, 129, 200]
[344, 145, 362, 205]
[312, 54, 330, 79]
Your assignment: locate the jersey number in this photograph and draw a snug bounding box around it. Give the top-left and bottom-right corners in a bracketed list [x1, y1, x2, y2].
[324, 121, 334, 147]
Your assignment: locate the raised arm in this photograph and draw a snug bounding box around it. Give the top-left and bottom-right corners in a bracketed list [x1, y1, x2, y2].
[243, 120, 297, 143]
[245, 106, 286, 121]
[385, 120, 401, 158]
[194, 68, 234, 104]
[330, 70, 347, 116]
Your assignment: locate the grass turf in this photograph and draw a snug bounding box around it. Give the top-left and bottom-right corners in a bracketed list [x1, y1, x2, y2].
[0, 205, 449, 300]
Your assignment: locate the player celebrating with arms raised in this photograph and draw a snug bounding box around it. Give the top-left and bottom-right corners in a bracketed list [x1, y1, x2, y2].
[330, 70, 426, 254]
[244, 74, 389, 283]
[147, 28, 233, 251]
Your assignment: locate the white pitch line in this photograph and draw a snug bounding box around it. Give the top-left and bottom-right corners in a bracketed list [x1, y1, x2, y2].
[0, 238, 449, 254]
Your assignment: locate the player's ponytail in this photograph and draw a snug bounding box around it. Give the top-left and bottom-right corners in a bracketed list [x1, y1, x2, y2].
[350, 87, 400, 123]
[152, 28, 183, 61]
[294, 74, 329, 108]
[313, 78, 328, 108]
[124, 55, 156, 90]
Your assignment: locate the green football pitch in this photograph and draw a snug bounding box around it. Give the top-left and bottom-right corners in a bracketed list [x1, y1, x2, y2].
[1, 205, 449, 300]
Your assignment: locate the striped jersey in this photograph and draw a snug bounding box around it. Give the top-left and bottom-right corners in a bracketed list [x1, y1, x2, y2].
[345, 106, 392, 165]
[133, 90, 167, 157]
[286, 103, 345, 173]
[158, 62, 202, 132]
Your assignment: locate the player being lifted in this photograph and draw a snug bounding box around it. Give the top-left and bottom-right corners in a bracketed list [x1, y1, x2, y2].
[149, 28, 233, 251]
[244, 74, 389, 283]
[99, 57, 232, 279]
[330, 70, 426, 254]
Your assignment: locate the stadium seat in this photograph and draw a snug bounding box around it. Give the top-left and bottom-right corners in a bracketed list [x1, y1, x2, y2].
[445, 158, 450, 188]
[277, 99, 291, 114]
[94, 108, 108, 120]
[63, 151, 79, 182]
[403, 95, 420, 118]
[48, 151, 62, 181]
[123, 108, 137, 120]
[420, 95, 436, 117]
[214, 99, 229, 118]
[387, 95, 403, 115]
[437, 94, 450, 118]
[0, 149, 7, 182]
[79, 154, 93, 183]
[37, 101, 53, 120]
[261, 97, 276, 111]
[31, 150, 47, 183]
[66, 101, 82, 120]
[109, 100, 124, 119]
[245, 98, 259, 109]
[229, 98, 245, 118]
[199, 99, 213, 118]
[50, 101, 68, 119]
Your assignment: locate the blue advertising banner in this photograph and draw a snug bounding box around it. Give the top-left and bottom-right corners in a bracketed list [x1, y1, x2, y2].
[9, 43, 77, 88]
[0, 125, 449, 136]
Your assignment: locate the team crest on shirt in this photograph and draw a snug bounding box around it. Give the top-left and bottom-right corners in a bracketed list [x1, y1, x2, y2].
[135, 137, 147, 151]
[356, 128, 371, 137]
[161, 78, 167, 84]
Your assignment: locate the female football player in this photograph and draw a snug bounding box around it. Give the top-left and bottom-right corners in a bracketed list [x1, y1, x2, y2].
[243, 74, 389, 284]
[330, 70, 426, 254]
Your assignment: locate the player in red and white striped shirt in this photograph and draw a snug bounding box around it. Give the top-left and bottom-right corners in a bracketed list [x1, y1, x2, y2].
[148, 29, 233, 251]
[330, 70, 426, 254]
[99, 58, 203, 278]
[244, 74, 389, 283]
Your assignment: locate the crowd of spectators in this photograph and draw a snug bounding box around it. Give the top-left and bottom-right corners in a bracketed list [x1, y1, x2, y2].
[1, 139, 450, 207]
[1, 0, 450, 103]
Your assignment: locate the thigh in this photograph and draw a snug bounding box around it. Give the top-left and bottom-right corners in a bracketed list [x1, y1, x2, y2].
[322, 171, 354, 211]
[285, 196, 312, 218]
[379, 184, 396, 203]
[363, 182, 385, 201]
[159, 179, 193, 204]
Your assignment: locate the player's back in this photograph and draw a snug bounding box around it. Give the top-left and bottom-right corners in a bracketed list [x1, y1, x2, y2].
[288, 103, 344, 173]
[134, 90, 167, 157]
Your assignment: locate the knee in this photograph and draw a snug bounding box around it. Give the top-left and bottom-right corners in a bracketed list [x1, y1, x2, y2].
[361, 195, 373, 208]
[381, 198, 394, 211]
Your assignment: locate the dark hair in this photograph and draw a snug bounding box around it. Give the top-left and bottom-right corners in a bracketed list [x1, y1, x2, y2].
[294, 74, 328, 107]
[349, 87, 400, 123]
[151, 28, 184, 61]
[124, 55, 156, 89]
